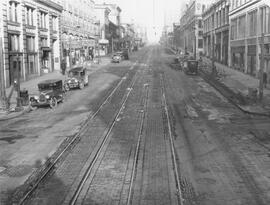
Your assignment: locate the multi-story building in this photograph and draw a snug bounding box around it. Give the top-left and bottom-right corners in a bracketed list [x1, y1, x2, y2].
[178, 0, 214, 59]
[203, 0, 230, 65]
[0, 0, 62, 87]
[94, 4, 110, 56]
[121, 23, 135, 51]
[229, 0, 270, 77]
[94, 3, 121, 53]
[60, 0, 98, 68]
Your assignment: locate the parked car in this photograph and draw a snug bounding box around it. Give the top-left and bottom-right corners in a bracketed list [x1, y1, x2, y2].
[121, 48, 129, 60]
[184, 60, 199, 75]
[111, 52, 122, 63]
[30, 79, 64, 109]
[64, 66, 88, 91]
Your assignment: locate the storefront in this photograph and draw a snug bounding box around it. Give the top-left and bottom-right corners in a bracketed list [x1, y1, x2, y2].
[98, 39, 109, 56]
[41, 46, 51, 73]
[247, 45, 257, 76]
[231, 46, 245, 72]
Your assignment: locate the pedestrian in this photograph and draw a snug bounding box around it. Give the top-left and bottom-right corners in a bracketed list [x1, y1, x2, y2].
[263, 72, 267, 88]
[61, 59, 66, 75]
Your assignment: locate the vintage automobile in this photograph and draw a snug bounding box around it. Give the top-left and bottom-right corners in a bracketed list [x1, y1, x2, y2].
[121, 48, 129, 60]
[111, 52, 122, 63]
[184, 60, 199, 75]
[64, 66, 88, 90]
[30, 79, 64, 109]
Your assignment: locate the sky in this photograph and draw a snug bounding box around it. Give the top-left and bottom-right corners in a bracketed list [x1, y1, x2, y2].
[95, 0, 188, 42]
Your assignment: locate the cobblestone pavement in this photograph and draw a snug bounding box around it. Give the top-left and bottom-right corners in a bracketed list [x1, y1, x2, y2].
[3, 46, 270, 205]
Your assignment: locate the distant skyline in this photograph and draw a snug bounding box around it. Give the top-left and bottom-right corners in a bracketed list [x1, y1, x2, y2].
[95, 0, 188, 42]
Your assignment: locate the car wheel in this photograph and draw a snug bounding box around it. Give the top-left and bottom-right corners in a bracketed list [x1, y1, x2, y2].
[64, 84, 70, 91]
[79, 82, 84, 89]
[49, 97, 58, 109]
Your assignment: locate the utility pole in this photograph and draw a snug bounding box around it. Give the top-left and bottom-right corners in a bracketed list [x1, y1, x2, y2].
[15, 54, 22, 110]
[259, 32, 265, 102]
[194, 27, 196, 60]
[212, 33, 216, 75]
[0, 38, 7, 109]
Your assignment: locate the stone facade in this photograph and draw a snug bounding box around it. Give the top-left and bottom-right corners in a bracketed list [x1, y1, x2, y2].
[229, 0, 270, 77]
[60, 0, 99, 68]
[0, 0, 62, 87]
[178, 0, 214, 59]
[202, 0, 230, 65]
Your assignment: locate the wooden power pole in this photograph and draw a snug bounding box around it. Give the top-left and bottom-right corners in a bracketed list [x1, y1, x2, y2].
[0, 37, 7, 109]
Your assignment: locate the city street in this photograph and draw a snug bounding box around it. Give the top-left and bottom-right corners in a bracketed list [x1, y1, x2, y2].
[1, 46, 270, 205]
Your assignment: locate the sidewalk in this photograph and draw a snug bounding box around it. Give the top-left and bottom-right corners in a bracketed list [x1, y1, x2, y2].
[202, 57, 270, 115]
[0, 57, 111, 121]
[168, 47, 270, 116]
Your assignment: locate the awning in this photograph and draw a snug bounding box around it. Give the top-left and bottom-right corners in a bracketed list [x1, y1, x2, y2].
[41, 47, 51, 51]
[99, 39, 109, 44]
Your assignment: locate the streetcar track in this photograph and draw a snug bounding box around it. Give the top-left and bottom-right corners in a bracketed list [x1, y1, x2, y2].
[68, 68, 139, 205]
[160, 73, 184, 205]
[18, 62, 138, 205]
[126, 80, 149, 205]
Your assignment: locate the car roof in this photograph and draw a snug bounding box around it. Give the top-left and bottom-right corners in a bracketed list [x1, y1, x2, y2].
[69, 66, 85, 72]
[38, 79, 62, 85]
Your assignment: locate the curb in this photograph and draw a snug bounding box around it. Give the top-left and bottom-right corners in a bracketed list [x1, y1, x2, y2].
[199, 70, 270, 117]
[0, 106, 32, 121]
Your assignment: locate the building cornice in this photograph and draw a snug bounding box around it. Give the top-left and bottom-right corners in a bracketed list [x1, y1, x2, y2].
[34, 0, 63, 12]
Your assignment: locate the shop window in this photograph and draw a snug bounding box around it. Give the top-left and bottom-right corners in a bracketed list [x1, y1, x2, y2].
[9, 1, 19, 23]
[8, 34, 20, 51]
[26, 6, 34, 26]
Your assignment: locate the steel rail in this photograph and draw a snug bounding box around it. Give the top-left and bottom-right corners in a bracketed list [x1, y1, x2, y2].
[69, 67, 139, 205]
[126, 83, 149, 205]
[160, 73, 184, 205]
[19, 62, 137, 205]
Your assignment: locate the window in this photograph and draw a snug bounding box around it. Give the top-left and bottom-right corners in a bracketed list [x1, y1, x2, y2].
[260, 7, 270, 34]
[40, 37, 47, 47]
[249, 10, 257, 36]
[9, 1, 19, 22]
[26, 6, 34, 26]
[26, 36, 35, 51]
[52, 16, 58, 31]
[198, 39, 203, 48]
[8, 34, 20, 51]
[198, 20, 202, 28]
[198, 31, 203, 36]
[39, 11, 47, 29]
[238, 15, 246, 38]
[231, 19, 237, 40]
